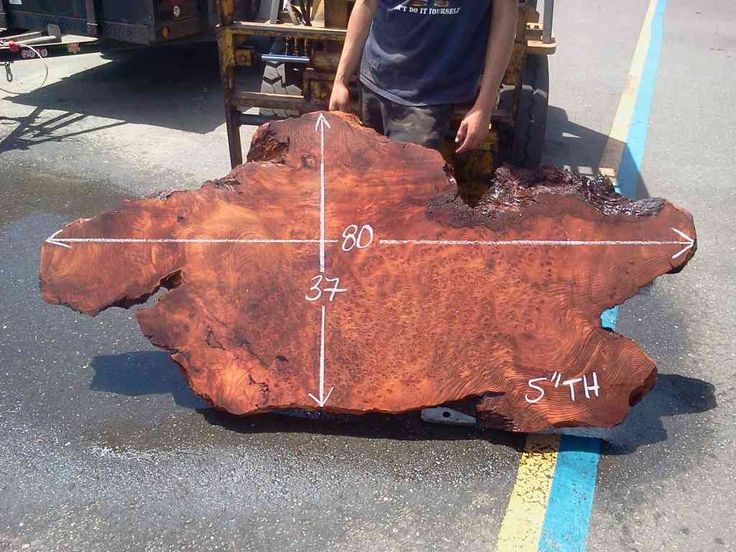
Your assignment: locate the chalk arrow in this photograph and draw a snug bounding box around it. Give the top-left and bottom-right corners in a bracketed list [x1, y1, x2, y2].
[314, 113, 330, 274]
[43, 231, 337, 249]
[310, 116, 332, 404]
[45, 229, 72, 249]
[308, 386, 334, 408]
[307, 305, 333, 407]
[379, 227, 697, 260]
[314, 112, 331, 132]
[670, 228, 695, 259]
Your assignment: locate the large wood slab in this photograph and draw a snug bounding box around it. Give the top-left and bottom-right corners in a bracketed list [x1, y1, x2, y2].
[39, 112, 696, 432]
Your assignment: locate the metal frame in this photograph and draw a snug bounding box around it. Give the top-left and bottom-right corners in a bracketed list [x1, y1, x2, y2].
[217, 0, 351, 167]
[542, 0, 555, 44]
[1, 28, 97, 63]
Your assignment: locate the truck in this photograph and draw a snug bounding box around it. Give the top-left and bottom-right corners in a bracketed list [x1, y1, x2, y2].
[0, 0, 224, 46]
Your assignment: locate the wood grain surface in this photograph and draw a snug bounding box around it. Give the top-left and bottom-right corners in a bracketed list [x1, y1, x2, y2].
[39, 112, 696, 432]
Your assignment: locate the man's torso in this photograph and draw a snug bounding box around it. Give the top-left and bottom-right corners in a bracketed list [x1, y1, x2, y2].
[360, 0, 493, 107]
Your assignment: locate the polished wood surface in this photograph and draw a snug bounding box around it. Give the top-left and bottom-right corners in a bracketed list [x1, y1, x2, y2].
[40, 112, 696, 432]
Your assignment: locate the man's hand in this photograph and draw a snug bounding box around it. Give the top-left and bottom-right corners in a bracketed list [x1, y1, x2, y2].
[455, 105, 492, 154]
[329, 81, 351, 112]
[456, 0, 516, 153]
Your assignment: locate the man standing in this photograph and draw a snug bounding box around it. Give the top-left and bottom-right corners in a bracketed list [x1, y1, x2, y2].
[328, 0, 518, 153]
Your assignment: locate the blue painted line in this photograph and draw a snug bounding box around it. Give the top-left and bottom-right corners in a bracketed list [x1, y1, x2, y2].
[537, 1, 668, 550]
[617, 0, 668, 199]
[599, 307, 619, 331]
[539, 436, 602, 551]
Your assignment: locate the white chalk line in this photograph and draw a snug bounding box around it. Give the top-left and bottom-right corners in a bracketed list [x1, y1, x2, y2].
[307, 304, 333, 407]
[46, 232, 339, 250]
[379, 239, 687, 246]
[378, 228, 695, 260]
[316, 114, 331, 274]
[307, 114, 334, 407]
[55, 238, 336, 244]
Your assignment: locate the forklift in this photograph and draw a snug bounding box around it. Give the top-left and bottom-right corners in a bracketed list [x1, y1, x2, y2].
[215, 0, 556, 198]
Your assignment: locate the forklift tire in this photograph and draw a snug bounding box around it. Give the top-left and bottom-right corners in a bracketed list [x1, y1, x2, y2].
[511, 53, 549, 169]
[259, 61, 303, 118]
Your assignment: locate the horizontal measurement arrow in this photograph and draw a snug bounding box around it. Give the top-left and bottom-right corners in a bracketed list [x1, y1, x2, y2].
[379, 228, 695, 260]
[45, 230, 339, 250]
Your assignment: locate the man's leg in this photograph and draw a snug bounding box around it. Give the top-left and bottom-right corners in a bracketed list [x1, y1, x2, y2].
[385, 101, 453, 150]
[359, 84, 453, 150]
[359, 85, 387, 135]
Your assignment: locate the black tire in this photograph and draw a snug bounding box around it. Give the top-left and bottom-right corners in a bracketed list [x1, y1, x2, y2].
[511, 53, 549, 169]
[259, 61, 303, 118]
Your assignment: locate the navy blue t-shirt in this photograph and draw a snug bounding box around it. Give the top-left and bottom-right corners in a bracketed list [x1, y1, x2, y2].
[360, 0, 493, 106]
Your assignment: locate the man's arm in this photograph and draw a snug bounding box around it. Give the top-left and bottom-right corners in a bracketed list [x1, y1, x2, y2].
[456, 0, 518, 153]
[328, 0, 378, 112]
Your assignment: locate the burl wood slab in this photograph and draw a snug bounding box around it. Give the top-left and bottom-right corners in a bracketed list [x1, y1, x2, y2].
[39, 112, 696, 432]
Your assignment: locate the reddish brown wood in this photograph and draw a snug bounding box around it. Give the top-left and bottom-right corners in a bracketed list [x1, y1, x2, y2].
[39, 112, 696, 432]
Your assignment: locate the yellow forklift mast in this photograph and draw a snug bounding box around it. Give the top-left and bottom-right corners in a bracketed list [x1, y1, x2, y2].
[216, 0, 556, 198]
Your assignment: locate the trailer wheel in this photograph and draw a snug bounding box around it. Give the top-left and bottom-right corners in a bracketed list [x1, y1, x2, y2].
[511, 53, 549, 168]
[259, 61, 303, 118]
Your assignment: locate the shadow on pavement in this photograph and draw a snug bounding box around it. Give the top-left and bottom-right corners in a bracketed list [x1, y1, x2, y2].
[603, 373, 717, 454]
[544, 105, 652, 200]
[4, 43, 261, 136]
[88, 350, 524, 448]
[90, 350, 209, 410]
[89, 349, 714, 453]
[0, 107, 127, 153]
[201, 408, 526, 449]
[560, 373, 717, 456]
[544, 106, 612, 175]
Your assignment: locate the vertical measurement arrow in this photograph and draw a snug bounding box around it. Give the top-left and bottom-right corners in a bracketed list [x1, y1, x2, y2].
[308, 305, 334, 407]
[308, 113, 334, 408]
[315, 113, 331, 274]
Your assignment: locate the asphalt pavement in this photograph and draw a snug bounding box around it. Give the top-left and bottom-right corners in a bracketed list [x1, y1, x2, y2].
[1, 1, 734, 550]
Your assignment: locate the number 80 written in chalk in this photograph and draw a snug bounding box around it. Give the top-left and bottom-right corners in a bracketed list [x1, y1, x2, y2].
[341, 224, 374, 252]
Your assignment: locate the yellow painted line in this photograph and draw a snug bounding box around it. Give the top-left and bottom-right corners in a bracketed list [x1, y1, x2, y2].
[496, 0, 663, 549]
[600, 0, 660, 174]
[495, 434, 560, 551]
